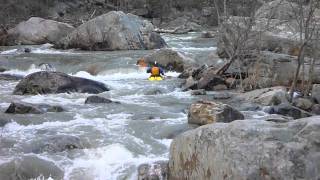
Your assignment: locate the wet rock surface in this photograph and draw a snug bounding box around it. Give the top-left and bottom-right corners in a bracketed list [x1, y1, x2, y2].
[29, 135, 87, 153]
[138, 161, 168, 180]
[85, 95, 119, 104]
[0, 155, 64, 180]
[0, 74, 24, 81]
[5, 102, 64, 114]
[13, 71, 109, 95]
[188, 101, 244, 126]
[169, 116, 320, 180]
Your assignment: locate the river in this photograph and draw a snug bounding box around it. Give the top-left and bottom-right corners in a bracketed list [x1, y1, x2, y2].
[0, 33, 217, 179]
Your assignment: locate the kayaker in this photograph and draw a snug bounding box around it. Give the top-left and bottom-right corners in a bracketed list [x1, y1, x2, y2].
[147, 62, 165, 79]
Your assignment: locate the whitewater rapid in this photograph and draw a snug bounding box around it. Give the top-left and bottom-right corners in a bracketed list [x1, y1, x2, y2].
[0, 32, 216, 180]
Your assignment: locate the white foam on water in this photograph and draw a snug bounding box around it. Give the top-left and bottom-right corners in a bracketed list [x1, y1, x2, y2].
[0, 49, 19, 55]
[171, 47, 217, 51]
[156, 139, 172, 149]
[21, 94, 87, 106]
[31, 48, 77, 55]
[2, 64, 42, 76]
[64, 144, 168, 180]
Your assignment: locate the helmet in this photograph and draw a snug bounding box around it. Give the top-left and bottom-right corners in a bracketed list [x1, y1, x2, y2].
[154, 61, 158, 67]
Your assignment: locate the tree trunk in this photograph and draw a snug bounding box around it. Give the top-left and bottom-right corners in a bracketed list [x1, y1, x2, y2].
[289, 44, 306, 102]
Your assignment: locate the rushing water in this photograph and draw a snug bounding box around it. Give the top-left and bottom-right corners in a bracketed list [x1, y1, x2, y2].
[0, 33, 216, 179]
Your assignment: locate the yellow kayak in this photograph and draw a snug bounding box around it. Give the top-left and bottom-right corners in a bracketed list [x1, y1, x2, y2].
[148, 76, 163, 81]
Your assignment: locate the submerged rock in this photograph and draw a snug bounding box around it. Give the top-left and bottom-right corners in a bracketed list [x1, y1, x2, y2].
[13, 71, 109, 95]
[85, 96, 119, 104]
[137, 49, 195, 72]
[169, 116, 320, 180]
[5, 102, 64, 114]
[191, 89, 206, 96]
[0, 118, 10, 127]
[0, 155, 64, 180]
[7, 17, 74, 45]
[138, 161, 168, 180]
[31, 135, 86, 153]
[188, 101, 244, 126]
[0, 67, 6, 72]
[56, 11, 166, 51]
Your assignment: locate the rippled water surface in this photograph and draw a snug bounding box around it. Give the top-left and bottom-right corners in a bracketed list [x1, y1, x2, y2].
[0, 33, 216, 179]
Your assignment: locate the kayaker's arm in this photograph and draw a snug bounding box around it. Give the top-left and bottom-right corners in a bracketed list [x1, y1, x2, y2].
[160, 68, 165, 76]
[146, 67, 151, 73]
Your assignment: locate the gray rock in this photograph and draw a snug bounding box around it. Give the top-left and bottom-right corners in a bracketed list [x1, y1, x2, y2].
[269, 103, 312, 119]
[200, 31, 215, 38]
[191, 89, 206, 96]
[56, 11, 166, 51]
[182, 76, 198, 91]
[0, 74, 23, 81]
[138, 49, 195, 72]
[138, 161, 168, 180]
[169, 116, 320, 180]
[312, 104, 320, 115]
[0, 67, 6, 72]
[188, 101, 244, 126]
[31, 135, 86, 153]
[0, 155, 64, 180]
[7, 17, 74, 45]
[292, 98, 314, 111]
[312, 84, 320, 103]
[0, 118, 10, 127]
[5, 102, 64, 114]
[85, 96, 118, 104]
[13, 71, 109, 95]
[255, 0, 297, 20]
[197, 68, 226, 91]
[237, 86, 289, 106]
[161, 16, 202, 34]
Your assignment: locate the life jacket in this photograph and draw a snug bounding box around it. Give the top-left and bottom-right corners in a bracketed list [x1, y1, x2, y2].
[151, 67, 160, 76]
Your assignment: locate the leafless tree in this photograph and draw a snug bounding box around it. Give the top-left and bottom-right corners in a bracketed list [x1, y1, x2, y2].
[288, 0, 320, 101]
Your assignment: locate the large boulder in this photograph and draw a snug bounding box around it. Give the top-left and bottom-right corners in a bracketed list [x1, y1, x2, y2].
[236, 86, 289, 106]
[56, 11, 166, 51]
[6, 17, 74, 45]
[137, 49, 195, 72]
[5, 102, 64, 114]
[169, 116, 320, 180]
[13, 71, 109, 95]
[196, 68, 227, 90]
[255, 0, 297, 20]
[188, 101, 244, 126]
[180, 65, 228, 91]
